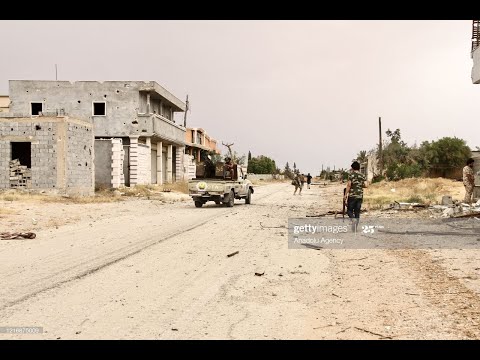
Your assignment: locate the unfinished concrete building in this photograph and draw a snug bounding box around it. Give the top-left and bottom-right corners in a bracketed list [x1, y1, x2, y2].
[0, 114, 94, 195]
[8, 80, 188, 188]
[471, 21, 480, 199]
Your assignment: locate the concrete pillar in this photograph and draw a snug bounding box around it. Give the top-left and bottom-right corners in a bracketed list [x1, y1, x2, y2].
[176, 146, 185, 182]
[193, 129, 198, 144]
[129, 136, 139, 186]
[197, 148, 201, 162]
[146, 137, 151, 184]
[166, 144, 173, 183]
[146, 92, 151, 114]
[156, 141, 163, 185]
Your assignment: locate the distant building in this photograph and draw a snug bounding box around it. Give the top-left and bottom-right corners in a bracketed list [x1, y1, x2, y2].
[185, 127, 221, 163]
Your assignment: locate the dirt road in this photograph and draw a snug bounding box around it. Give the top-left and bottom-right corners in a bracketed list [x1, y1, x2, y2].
[1, 182, 480, 339]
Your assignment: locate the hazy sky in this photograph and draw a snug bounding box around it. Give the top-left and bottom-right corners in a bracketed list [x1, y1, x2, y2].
[0, 20, 478, 175]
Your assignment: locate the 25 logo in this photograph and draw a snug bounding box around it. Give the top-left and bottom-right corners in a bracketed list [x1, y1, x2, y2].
[362, 225, 375, 234]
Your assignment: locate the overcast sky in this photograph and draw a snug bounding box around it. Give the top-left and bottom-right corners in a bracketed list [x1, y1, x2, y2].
[0, 20, 478, 175]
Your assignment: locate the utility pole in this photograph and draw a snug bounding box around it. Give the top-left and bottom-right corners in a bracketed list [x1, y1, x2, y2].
[183, 94, 189, 128]
[55, 64, 58, 80]
[378, 116, 383, 175]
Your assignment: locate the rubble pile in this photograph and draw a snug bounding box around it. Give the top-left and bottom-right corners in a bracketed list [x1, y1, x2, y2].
[9, 159, 32, 189]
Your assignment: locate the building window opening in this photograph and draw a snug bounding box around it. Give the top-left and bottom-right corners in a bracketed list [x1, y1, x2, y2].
[31, 102, 43, 116]
[11, 142, 31, 168]
[93, 102, 106, 116]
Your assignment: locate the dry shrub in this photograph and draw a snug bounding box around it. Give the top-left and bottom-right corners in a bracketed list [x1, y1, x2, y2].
[0, 189, 121, 204]
[363, 177, 464, 210]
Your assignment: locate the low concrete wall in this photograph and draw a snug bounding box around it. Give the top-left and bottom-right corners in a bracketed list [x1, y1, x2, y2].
[247, 174, 285, 181]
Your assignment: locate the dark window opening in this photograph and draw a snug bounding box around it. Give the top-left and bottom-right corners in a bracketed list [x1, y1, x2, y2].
[35, 125, 41, 130]
[11, 142, 31, 168]
[31, 102, 43, 116]
[93, 102, 106, 116]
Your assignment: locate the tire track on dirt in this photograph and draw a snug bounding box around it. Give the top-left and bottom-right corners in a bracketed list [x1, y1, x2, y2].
[390, 249, 480, 339]
[0, 184, 284, 312]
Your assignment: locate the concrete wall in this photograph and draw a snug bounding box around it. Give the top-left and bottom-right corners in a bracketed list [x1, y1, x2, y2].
[94, 140, 113, 188]
[8, 80, 185, 139]
[247, 174, 285, 181]
[66, 121, 94, 195]
[0, 116, 94, 195]
[137, 144, 150, 185]
[151, 114, 186, 144]
[472, 47, 480, 84]
[472, 151, 480, 200]
[9, 80, 138, 137]
[184, 154, 196, 180]
[0, 95, 9, 113]
[94, 138, 124, 189]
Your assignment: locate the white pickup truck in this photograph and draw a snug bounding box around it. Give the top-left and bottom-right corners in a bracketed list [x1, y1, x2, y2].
[188, 164, 254, 208]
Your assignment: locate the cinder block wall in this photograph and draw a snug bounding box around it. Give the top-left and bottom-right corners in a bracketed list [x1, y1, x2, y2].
[0, 119, 58, 190]
[66, 122, 94, 195]
[0, 138, 11, 188]
[0, 116, 94, 195]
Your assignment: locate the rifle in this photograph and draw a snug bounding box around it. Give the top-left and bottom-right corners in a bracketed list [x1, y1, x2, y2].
[342, 187, 347, 221]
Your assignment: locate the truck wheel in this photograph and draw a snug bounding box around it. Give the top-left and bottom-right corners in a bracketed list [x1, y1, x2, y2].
[245, 188, 252, 204]
[194, 201, 203, 208]
[225, 190, 235, 207]
[214, 199, 221, 205]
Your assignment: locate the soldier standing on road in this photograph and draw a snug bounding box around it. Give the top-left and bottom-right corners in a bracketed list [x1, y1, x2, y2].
[463, 158, 475, 204]
[293, 173, 303, 195]
[306, 173, 312, 189]
[343, 161, 368, 230]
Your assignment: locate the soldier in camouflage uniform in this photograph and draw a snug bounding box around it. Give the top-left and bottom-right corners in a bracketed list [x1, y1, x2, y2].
[293, 173, 303, 195]
[343, 161, 368, 226]
[463, 158, 475, 204]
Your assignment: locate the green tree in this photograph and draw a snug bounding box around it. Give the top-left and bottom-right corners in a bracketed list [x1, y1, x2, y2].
[357, 150, 367, 163]
[419, 137, 471, 177]
[284, 162, 294, 179]
[382, 128, 423, 180]
[248, 151, 252, 160]
[248, 155, 277, 174]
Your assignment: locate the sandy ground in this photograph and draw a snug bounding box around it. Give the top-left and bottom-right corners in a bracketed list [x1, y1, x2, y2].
[0, 182, 480, 339]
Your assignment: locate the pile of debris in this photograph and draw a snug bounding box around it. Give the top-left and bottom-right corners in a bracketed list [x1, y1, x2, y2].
[377, 195, 480, 219]
[431, 200, 480, 218]
[9, 159, 32, 189]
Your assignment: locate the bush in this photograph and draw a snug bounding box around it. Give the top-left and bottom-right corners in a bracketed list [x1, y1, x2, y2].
[372, 175, 385, 183]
